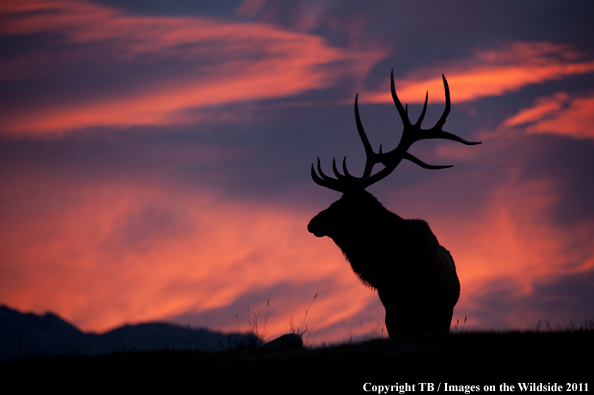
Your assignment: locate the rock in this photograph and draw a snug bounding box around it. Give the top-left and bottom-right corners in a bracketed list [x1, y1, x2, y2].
[262, 333, 303, 350]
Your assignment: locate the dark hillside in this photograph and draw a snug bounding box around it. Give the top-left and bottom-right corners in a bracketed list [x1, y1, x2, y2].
[0, 305, 257, 362]
[2, 330, 591, 394]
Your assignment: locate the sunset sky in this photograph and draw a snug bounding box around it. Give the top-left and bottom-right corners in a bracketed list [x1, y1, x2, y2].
[1, 0, 593, 343]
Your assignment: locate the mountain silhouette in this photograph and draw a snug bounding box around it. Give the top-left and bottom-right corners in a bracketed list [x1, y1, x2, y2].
[0, 305, 258, 363]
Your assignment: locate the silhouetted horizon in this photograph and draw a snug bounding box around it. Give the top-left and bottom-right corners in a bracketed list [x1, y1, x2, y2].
[0, 304, 262, 363]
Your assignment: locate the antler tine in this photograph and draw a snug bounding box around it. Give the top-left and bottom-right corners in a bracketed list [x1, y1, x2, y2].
[415, 92, 428, 127]
[435, 74, 450, 130]
[431, 131, 482, 145]
[311, 158, 347, 192]
[342, 157, 356, 179]
[332, 158, 352, 181]
[391, 69, 411, 128]
[315, 157, 333, 182]
[354, 94, 380, 179]
[403, 153, 453, 170]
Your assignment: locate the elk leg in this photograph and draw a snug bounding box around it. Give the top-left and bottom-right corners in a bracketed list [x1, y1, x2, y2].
[379, 288, 451, 336]
[442, 307, 454, 332]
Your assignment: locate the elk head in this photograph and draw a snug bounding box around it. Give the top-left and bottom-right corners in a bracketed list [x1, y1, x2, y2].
[308, 70, 481, 239]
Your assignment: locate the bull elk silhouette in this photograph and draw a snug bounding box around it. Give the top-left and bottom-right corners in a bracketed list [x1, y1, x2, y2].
[308, 70, 481, 337]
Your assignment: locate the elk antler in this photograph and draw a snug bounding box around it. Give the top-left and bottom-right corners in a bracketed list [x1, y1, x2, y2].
[311, 70, 481, 193]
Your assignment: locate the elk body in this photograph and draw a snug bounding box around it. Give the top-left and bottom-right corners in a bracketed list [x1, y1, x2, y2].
[308, 71, 480, 337]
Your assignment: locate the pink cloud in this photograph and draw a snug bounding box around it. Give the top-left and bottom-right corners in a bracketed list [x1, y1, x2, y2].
[0, 0, 386, 136]
[0, 168, 377, 340]
[379, 153, 594, 330]
[364, 42, 594, 105]
[504, 93, 594, 139]
[504, 93, 570, 126]
[2, 147, 593, 340]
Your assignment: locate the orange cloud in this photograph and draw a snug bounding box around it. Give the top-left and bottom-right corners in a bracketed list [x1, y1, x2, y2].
[0, 0, 386, 136]
[364, 42, 594, 105]
[2, 151, 593, 341]
[505, 93, 570, 126]
[380, 158, 594, 330]
[0, 169, 378, 341]
[504, 93, 594, 139]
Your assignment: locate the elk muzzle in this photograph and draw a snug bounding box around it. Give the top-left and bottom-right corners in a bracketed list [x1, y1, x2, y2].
[307, 217, 323, 237]
[307, 212, 329, 238]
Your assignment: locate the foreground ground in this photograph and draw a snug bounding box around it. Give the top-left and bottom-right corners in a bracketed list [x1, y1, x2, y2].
[2, 330, 592, 393]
